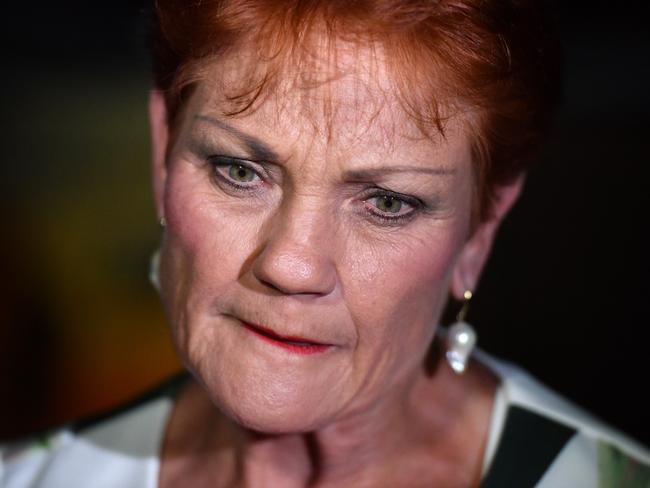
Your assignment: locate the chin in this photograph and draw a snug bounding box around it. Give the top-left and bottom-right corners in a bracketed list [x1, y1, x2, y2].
[181, 322, 356, 433]
[229, 406, 327, 434]
[202, 370, 345, 434]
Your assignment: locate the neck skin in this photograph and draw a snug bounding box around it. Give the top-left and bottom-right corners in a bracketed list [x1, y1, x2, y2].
[159, 352, 499, 488]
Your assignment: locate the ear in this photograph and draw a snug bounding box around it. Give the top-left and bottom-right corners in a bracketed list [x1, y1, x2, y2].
[149, 90, 169, 221]
[450, 175, 525, 299]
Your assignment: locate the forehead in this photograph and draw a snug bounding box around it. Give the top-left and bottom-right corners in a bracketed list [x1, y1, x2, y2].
[188, 38, 470, 166]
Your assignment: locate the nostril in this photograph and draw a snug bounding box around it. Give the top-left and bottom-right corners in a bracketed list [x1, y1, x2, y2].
[258, 277, 285, 294]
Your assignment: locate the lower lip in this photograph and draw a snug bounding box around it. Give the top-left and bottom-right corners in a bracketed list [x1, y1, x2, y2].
[242, 322, 331, 355]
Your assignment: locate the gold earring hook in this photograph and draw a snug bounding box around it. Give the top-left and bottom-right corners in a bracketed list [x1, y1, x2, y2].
[456, 290, 473, 323]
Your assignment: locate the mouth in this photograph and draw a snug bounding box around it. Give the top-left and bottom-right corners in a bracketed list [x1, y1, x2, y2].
[241, 321, 332, 355]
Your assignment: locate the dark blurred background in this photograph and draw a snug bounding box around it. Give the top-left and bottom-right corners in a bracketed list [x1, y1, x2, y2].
[1, 2, 648, 445]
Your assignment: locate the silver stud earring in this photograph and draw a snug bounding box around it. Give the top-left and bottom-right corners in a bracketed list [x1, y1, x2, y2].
[149, 248, 161, 292]
[446, 290, 477, 375]
[159, 216, 166, 227]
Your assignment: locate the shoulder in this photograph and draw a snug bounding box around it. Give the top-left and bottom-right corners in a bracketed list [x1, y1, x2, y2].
[476, 349, 650, 487]
[0, 373, 186, 488]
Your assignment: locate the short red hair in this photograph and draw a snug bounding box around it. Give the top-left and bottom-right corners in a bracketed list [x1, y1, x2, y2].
[150, 0, 562, 222]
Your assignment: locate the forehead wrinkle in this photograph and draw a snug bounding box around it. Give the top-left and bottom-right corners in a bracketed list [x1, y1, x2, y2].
[215, 33, 406, 137]
[199, 38, 463, 178]
[298, 39, 400, 147]
[199, 20, 462, 145]
[299, 56, 453, 163]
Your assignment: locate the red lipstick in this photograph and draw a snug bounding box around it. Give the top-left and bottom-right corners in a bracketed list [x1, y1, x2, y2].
[241, 321, 331, 355]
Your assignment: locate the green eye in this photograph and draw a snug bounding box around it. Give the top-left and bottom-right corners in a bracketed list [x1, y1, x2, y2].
[374, 195, 403, 213]
[228, 164, 256, 182]
[363, 191, 422, 224]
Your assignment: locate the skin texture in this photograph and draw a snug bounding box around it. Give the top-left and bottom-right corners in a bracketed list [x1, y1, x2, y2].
[150, 42, 523, 487]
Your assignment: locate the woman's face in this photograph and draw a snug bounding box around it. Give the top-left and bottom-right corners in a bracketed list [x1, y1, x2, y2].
[152, 45, 495, 433]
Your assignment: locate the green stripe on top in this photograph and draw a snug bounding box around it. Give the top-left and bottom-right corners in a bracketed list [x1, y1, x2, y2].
[597, 441, 650, 488]
[480, 405, 576, 488]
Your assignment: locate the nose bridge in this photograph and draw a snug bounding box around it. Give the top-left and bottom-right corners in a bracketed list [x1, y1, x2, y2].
[252, 193, 337, 296]
[279, 192, 331, 245]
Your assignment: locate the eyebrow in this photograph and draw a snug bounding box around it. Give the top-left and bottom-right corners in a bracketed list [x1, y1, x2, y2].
[343, 166, 456, 180]
[194, 115, 280, 162]
[195, 114, 456, 178]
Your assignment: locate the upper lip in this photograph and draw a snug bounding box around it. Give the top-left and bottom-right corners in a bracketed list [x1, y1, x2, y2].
[240, 320, 332, 345]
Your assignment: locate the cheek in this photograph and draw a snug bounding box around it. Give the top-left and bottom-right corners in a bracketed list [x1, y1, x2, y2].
[342, 226, 463, 377]
[159, 166, 261, 338]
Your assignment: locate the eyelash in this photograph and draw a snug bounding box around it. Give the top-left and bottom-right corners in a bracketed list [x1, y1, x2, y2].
[207, 156, 425, 224]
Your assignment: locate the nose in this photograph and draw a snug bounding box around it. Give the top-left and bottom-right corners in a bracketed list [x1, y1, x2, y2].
[251, 202, 337, 297]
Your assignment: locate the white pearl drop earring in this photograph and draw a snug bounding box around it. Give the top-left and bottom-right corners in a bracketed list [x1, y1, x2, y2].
[445, 290, 477, 375]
